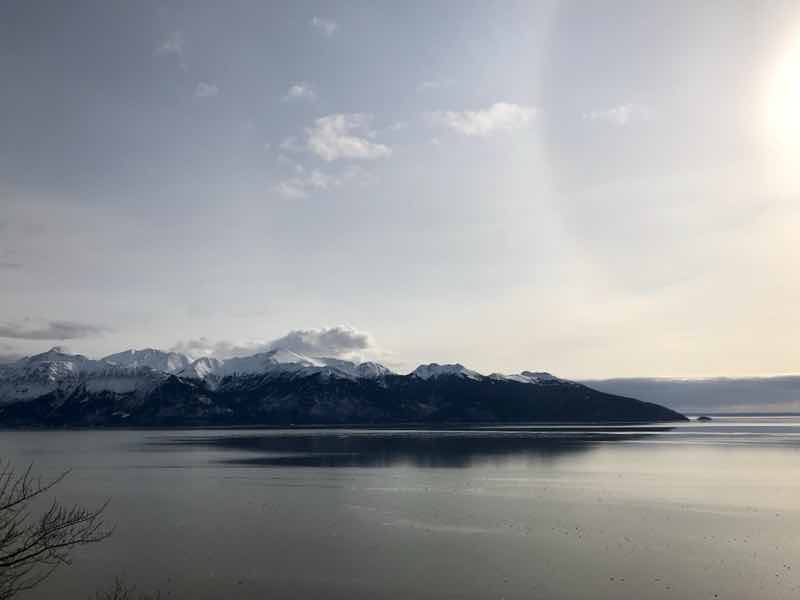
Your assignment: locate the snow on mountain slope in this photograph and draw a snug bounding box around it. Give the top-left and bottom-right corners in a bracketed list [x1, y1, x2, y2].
[10, 348, 110, 378]
[316, 357, 393, 378]
[411, 363, 483, 381]
[103, 349, 190, 374]
[0, 344, 577, 409]
[217, 349, 324, 376]
[0, 348, 167, 404]
[178, 350, 393, 381]
[354, 361, 393, 378]
[489, 371, 569, 384]
[489, 373, 531, 383]
[520, 371, 564, 383]
[178, 357, 223, 380]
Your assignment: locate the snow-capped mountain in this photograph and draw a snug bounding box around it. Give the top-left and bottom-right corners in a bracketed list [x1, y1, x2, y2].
[0, 346, 687, 426]
[314, 357, 392, 379]
[103, 349, 191, 374]
[178, 357, 223, 380]
[412, 363, 482, 381]
[0, 347, 166, 404]
[489, 371, 567, 384]
[0, 346, 580, 395]
[218, 349, 325, 376]
[352, 361, 393, 378]
[177, 350, 393, 381]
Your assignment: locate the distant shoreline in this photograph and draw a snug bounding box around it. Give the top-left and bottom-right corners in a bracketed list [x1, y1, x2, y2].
[687, 412, 800, 417]
[0, 419, 690, 432]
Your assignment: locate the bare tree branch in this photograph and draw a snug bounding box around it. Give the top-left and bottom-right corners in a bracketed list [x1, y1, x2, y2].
[0, 460, 111, 600]
[93, 578, 160, 600]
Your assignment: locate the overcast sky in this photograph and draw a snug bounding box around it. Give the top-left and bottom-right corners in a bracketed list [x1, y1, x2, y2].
[1, 1, 799, 377]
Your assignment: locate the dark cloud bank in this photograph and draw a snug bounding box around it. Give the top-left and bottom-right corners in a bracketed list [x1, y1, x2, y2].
[0, 319, 107, 340]
[582, 377, 800, 414]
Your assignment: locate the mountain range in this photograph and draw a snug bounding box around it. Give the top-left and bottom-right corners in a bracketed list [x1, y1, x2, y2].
[0, 347, 686, 426]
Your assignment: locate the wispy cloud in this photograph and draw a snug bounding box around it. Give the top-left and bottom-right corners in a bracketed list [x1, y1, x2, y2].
[428, 102, 537, 136]
[582, 103, 652, 126]
[310, 17, 338, 37]
[306, 114, 391, 161]
[283, 82, 316, 102]
[417, 79, 454, 92]
[267, 326, 376, 358]
[276, 163, 372, 199]
[194, 82, 219, 98]
[0, 319, 108, 340]
[153, 31, 186, 69]
[279, 136, 304, 152]
[171, 325, 378, 361]
[170, 337, 250, 360]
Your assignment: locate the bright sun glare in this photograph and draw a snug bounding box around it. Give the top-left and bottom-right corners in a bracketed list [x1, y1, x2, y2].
[765, 33, 800, 149]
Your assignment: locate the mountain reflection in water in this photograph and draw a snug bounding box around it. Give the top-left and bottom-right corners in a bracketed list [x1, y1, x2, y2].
[157, 427, 674, 468]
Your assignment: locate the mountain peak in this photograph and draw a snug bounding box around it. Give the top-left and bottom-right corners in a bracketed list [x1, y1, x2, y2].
[520, 371, 562, 383]
[102, 348, 190, 374]
[411, 363, 482, 380]
[263, 349, 324, 367]
[28, 347, 91, 364]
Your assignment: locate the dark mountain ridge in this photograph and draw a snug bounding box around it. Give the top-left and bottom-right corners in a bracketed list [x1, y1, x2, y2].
[0, 348, 686, 426]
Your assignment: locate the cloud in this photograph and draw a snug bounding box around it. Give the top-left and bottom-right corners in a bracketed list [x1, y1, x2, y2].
[275, 154, 305, 172]
[310, 17, 338, 36]
[0, 319, 108, 340]
[194, 82, 219, 98]
[279, 136, 304, 152]
[171, 325, 379, 361]
[276, 180, 309, 200]
[266, 326, 376, 358]
[276, 165, 372, 199]
[283, 82, 316, 102]
[582, 103, 652, 126]
[306, 114, 391, 161]
[154, 31, 185, 68]
[417, 79, 454, 92]
[170, 337, 251, 360]
[428, 102, 537, 136]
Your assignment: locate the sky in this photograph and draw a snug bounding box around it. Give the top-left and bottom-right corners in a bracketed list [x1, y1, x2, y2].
[1, 0, 799, 377]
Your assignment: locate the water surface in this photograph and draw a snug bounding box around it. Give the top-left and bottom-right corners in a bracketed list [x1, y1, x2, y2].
[1, 416, 799, 599]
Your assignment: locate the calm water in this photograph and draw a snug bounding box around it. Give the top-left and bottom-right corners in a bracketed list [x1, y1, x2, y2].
[2, 417, 799, 599]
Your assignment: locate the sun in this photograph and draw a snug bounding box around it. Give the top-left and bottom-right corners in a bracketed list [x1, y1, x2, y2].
[765, 34, 800, 150]
[761, 29, 800, 195]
